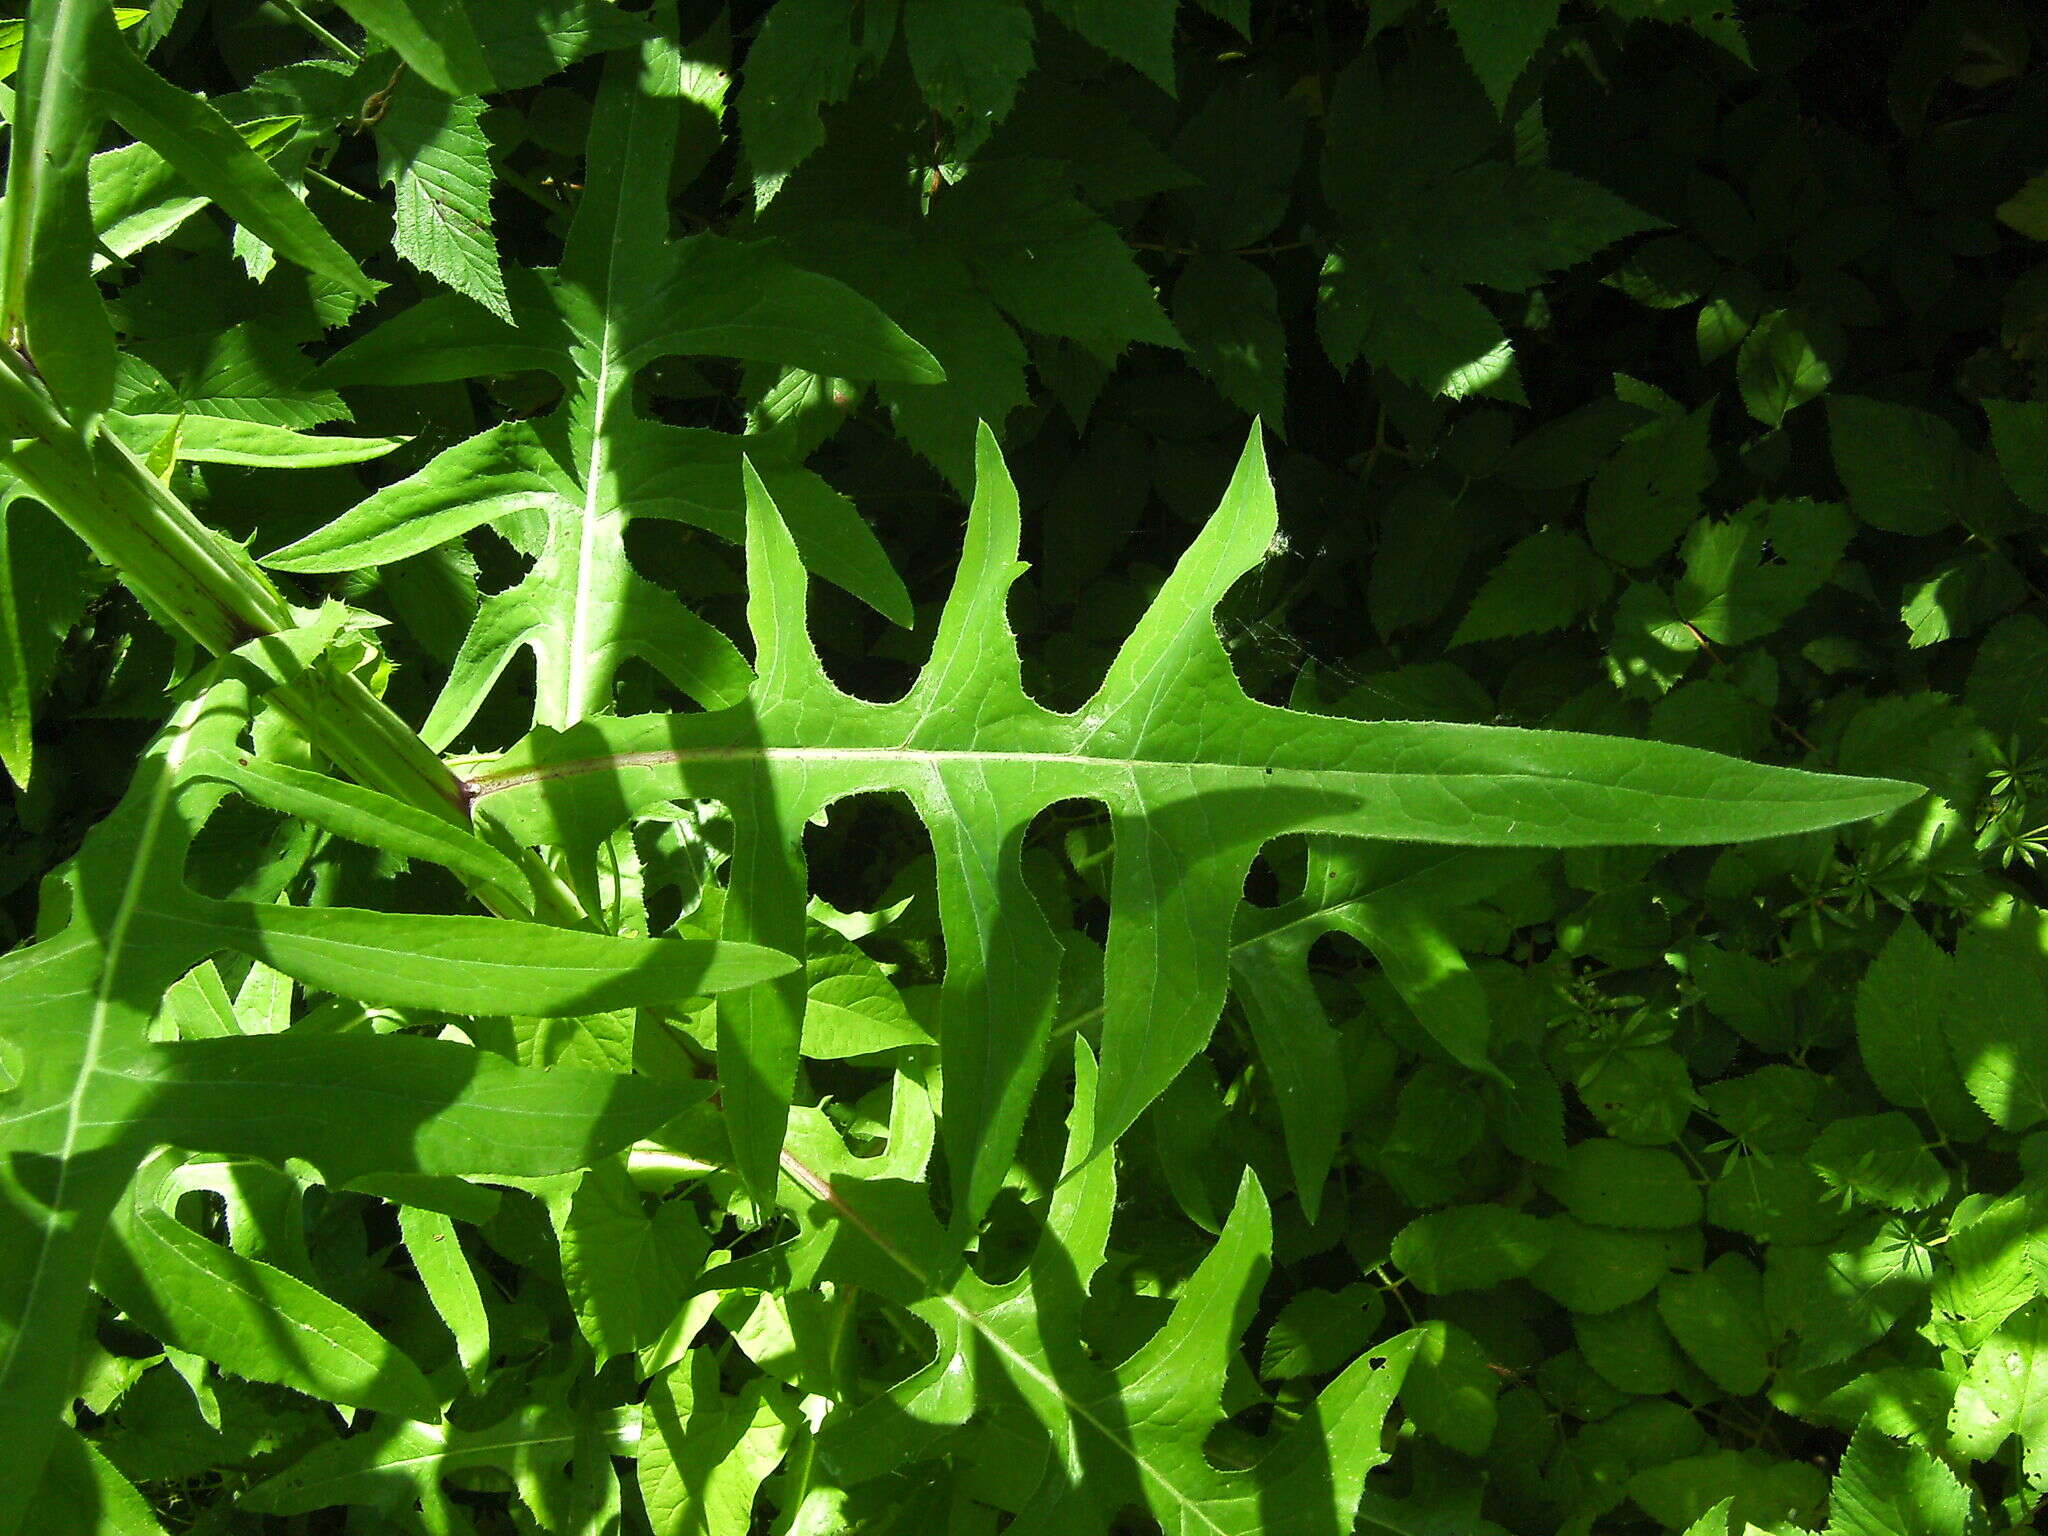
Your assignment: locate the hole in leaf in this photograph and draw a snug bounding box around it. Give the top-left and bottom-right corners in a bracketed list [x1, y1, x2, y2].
[802, 791, 933, 923]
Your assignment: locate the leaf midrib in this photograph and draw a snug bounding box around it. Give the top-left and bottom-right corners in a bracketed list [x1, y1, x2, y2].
[466, 741, 1862, 813]
[782, 1154, 1232, 1533]
[1, 715, 195, 1393]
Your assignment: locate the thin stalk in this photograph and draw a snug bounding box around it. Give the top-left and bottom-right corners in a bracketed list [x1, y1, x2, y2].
[0, 0, 97, 347]
[0, 348, 585, 926]
[272, 0, 364, 65]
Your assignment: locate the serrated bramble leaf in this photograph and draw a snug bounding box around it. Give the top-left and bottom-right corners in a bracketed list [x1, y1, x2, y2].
[1319, 243, 1521, 402]
[1319, 45, 1656, 395]
[1440, 0, 1560, 109]
[1674, 500, 1853, 647]
[1948, 1297, 2048, 1488]
[1586, 398, 1718, 567]
[1738, 309, 1835, 427]
[1986, 397, 2048, 515]
[1401, 1320, 1498, 1456]
[740, 0, 872, 206]
[1594, 0, 1750, 62]
[1806, 1112, 1950, 1211]
[1997, 168, 2048, 240]
[1454, 528, 1614, 645]
[1260, 1285, 1383, 1379]
[1766, 1219, 1933, 1371]
[1392, 1205, 1553, 1292]
[1930, 1184, 2048, 1350]
[905, 0, 1033, 141]
[932, 159, 1179, 356]
[1628, 1449, 1825, 1532]
[1829, 393, 2006, 536]
[1531, 1218, 1676, 1315]
[1658, 1262, 1770, 1396]
[119, 324, 349, 430]
[1042, 0, 1177, 90]
[374, 76, 509, 321]
[1548, 1139, 1702, 1229]
[1947, 915, 2048, 1132]
[1171, 68, 1309, 250]
[1173, 254, 1288, 427]
[1825, 1422, 1971, 1536]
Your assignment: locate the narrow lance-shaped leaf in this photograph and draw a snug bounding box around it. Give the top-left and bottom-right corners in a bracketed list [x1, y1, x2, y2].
[93, 1150, 442, 1419]
[0, 644, 792, 1530]
[467, 422, 1919, 1225]
[20, 1425, 165, 1536]
[243, 1399, 636, 1520]
[399, 1205, 492, 1389]
[0, 0, 118, 418]
[83, 6, 377, 297]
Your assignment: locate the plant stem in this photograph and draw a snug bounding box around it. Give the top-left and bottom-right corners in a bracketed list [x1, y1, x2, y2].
[272, 0, 364, 65]
[0, 348, 584, 926]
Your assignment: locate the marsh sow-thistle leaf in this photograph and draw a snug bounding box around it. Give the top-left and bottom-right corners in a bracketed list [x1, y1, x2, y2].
[803, 1041, 1420, 1536]
[0, 644, 793, 1532]
[468, 424, 1919, 1222]
[276, 13, 933, 743]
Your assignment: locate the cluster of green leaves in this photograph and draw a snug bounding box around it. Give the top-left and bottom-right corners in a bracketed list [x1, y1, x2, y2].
[2, 2, 2047, 1534]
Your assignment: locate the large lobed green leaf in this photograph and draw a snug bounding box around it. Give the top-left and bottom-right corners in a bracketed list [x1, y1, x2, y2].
[467, 423, 1919, 1222]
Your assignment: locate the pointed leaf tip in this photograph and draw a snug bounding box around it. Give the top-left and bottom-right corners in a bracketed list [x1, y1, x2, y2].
[742, 454, 834, 702]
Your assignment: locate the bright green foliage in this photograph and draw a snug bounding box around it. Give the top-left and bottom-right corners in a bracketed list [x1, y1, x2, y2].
[1825, 1423, 1974, 1536]
[243, 1398, 632, 1523]
[96, 1149, 441, 1419]
[797, 1041, 1423, 1535]
[6, 2, 2048, 1533]
[0, 636, 780, 1529]
[639, 1351, 795, 1535]
[373, 75, 510, 320]
[280, 20, 932, 743]
[468, 427, 1910, 1216]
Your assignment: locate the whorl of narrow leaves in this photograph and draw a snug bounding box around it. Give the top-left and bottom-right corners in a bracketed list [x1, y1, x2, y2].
[469, 424, 1917, 1221]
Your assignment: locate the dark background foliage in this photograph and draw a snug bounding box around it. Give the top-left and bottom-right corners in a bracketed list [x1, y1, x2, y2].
[8, 1, 2048, 1532]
